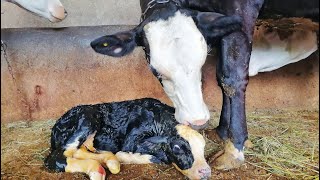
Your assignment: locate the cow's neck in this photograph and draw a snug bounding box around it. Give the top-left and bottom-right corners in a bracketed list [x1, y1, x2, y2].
[140, 0, 183, 21]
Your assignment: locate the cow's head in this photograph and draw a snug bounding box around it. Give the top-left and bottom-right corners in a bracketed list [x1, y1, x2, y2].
[91, 9, 241, 129]
[11, 0, 67, 22]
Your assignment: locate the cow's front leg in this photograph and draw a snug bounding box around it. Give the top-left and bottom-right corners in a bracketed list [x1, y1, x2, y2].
[215, 93, 231, 141]
[211, 31, 250, 170]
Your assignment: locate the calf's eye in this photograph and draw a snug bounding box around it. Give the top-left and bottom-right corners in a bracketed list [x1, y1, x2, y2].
[173, 144, 181, 154]
[103, 43, 108, 47]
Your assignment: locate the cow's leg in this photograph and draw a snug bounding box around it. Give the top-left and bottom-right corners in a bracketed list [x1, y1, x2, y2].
[72, 146, 120, 174]
[215, 93, 230, 141]
[211, 31, 250, 170]
[209, 0, 264, 170]
[65, 158, 106, 180]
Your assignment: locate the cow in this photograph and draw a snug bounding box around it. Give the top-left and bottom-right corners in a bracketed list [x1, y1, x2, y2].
[184, 0, 318, 170]
[1, 0, 67, 22]
[45, 98, 211, 180]
[91, 0, 243, 130]
[90, 0, 319, 171]
[249, 23, 318, 76]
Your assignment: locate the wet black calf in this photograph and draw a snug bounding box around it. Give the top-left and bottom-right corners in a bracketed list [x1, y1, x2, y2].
[45, 98, 210, 180]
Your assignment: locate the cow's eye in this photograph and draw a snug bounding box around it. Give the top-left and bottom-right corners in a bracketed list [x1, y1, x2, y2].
[172, 144, 181, 154]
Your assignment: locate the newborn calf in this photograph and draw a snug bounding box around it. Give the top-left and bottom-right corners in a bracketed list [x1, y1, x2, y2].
[45, 98, 211, 180]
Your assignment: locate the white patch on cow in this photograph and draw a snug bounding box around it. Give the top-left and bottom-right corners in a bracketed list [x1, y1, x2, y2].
[4, 0, 66, 22]
[115, 151, 153, 164]
[113, 47, 123, 54]
[175, 125, 211, 179]
[249, 26, 318, 76]
[224, 140, 245, 161]
[144, 11, 210, 125]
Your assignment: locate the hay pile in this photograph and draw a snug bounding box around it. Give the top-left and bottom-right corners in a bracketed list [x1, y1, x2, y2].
[245, 110, 319, 179]
[1, 110, 319, 179]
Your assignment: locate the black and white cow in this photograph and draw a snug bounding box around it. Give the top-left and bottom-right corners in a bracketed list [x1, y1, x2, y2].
[45, 98, 211, 180]
[183, 0, 318, 170]
[90, 0, 319, 171]
[91, 0, 243, 130]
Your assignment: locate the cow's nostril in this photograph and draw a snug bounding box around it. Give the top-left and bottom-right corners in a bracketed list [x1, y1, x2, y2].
[190, 121, 209, 130]
[64, 10, 68, 17]
[193, 120, 207, 126]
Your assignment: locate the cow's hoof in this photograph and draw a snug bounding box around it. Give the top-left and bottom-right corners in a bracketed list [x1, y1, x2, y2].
[210, 140, 245, 170]
[244, 139, 253, 149]
[211, 151, 245, 170]
[204, 129, 253, 149]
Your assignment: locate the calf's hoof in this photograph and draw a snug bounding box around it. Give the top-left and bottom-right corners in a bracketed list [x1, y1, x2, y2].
[210, 140, 245, 170]
[88, 165, 106, 180]
[106, 159, 121, 174]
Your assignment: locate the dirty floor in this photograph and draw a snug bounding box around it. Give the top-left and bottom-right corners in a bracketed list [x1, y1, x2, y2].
[1, 110, 319, 180]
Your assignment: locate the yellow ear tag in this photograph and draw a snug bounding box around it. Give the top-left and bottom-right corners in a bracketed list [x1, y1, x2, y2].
[103, 43, 108, 47]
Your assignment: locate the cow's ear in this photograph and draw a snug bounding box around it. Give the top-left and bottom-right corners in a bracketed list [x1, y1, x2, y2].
[192, 11, 243, 39]
[90, 29, 142, 57]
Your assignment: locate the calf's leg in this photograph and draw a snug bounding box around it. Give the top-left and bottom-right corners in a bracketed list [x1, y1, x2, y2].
[65, 158, 106, 180]
[115, 151, 155, 164]
[72, 146, 120, 174]
[45, 148, 106, 180]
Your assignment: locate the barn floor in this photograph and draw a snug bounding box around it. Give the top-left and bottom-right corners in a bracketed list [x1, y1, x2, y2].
[1, 110, 319, 180]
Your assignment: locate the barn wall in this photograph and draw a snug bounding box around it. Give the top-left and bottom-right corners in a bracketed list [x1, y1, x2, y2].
[1, 27, 319, 123]
[1, 0, 140, 28]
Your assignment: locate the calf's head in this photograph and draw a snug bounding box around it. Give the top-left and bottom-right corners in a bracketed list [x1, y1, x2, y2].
[171, 124, 211, 180]
[11, 0, 67, 22]
[91, 10, 241, 129]
[137, 124, 210, 179]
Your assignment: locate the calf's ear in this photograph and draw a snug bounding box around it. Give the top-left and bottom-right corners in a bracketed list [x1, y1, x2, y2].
[190, 11, 243, 39]
[135, 136, 170, 164]
[144, 136, 168, 144]
[136, 136, 168, 152]
[90, 29, 142, 57]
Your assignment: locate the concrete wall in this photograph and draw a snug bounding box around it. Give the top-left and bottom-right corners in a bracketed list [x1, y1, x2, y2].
[1, 0, 140, 28]
[1, 27, 319, 123]
[1, 1, 319, 123]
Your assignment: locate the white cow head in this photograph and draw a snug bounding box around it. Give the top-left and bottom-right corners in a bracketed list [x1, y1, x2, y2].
[91, 9, 242, 129]
[5, 0, 67, 22]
